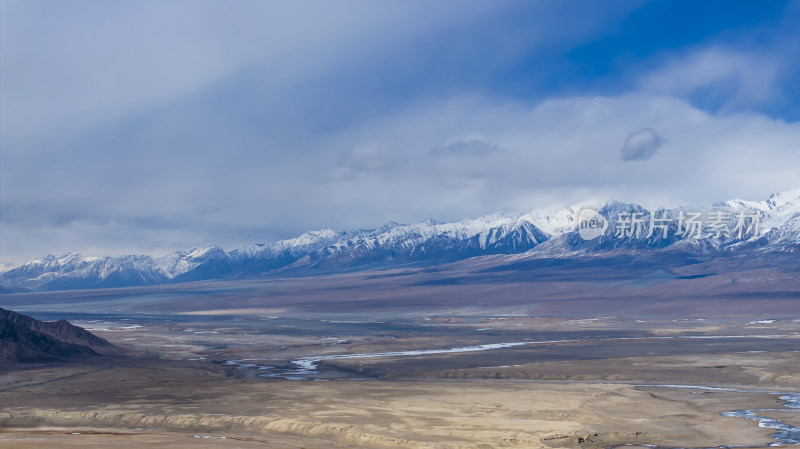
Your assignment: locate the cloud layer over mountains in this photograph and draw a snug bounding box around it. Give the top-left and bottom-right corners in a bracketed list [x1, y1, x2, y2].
[2, 1, 799, 264]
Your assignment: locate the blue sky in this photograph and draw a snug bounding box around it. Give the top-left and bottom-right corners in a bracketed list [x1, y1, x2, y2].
[1, 0, 800, 264]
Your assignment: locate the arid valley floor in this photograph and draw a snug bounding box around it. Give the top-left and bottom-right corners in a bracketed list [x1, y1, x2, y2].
[2, 258, 800, 448]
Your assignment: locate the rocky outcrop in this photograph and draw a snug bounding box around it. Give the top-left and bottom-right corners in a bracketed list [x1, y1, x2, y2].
[0, 320, 96, 362]
[0, 308, 109, 363]
[542, 431, 657, 448]
[0, 307, 111, 347]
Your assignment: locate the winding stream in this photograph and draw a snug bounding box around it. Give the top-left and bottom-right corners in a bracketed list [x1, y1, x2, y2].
[276, 341, 530, 379]
[634, 385, 800, 447]
[219, 335, 800, 445]
[215, 334, 800, 380]
[723, 392, 800, 446]
[261, 334, 800, 380]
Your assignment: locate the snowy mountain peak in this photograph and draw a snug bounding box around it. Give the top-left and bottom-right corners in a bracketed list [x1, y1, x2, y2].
[524, 205, 582, 237]
[155, 244, 230, 279]
[3, 188, 799, 291]
[282, 229, 338, 246]
[377, 221, 403, 232]
[767, 187, 800, 206]
[22, 253, 95, 270]
[185, 244, 225, 259]
[718, 187, 800, 231]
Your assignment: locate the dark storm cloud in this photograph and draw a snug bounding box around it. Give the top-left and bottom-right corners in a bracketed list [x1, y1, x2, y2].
[620, 128, 665, 161]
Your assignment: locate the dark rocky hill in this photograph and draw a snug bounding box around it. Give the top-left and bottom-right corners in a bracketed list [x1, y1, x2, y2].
[0, 308, 110, 363]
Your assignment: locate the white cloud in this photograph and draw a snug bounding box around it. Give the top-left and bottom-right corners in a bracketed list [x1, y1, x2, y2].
[430, 139, 500, 158]
[3, 88, 799, 264]
[0, 1, 502, 150]
[2, 1, 799, 264]
[328, 143, 394, 182]
[311, 93, 800, 215]
[638, 46, 780, 111]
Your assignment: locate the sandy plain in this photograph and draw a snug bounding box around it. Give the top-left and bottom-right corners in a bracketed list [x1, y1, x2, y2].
[0, 357, 789, 449]
[2, 258, 799, 448]
[2, 315, 799, 449]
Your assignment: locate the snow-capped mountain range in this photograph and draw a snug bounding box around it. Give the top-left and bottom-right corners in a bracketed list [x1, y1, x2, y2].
[2, 188, 799, 292]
